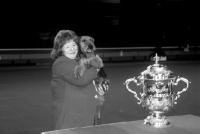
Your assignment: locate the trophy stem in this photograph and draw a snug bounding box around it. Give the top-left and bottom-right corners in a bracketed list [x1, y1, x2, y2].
[144, 111, 170, 128]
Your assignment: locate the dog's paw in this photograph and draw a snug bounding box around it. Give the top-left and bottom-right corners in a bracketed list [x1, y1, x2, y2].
[90, 55, 103, 69]
[74, 65, 86, 79]
[74, 66, 81, 78]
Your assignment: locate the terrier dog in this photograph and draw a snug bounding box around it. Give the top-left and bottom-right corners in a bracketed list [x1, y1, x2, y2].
[74, 36, 109, 94]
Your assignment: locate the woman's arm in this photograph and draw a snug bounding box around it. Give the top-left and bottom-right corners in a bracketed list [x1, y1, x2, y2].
[55, 61, 97, 87]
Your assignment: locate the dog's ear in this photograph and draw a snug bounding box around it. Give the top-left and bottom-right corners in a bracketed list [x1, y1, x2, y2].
[89, 37, 94, 43]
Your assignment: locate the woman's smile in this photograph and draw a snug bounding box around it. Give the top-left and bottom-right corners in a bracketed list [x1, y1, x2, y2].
[62, 40, 78, 59]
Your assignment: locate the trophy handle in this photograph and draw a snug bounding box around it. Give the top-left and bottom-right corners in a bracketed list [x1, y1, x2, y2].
[173, 77, 191, 102]
[124, 77, 142, 104]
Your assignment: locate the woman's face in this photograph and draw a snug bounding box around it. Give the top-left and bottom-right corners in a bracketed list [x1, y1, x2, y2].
[62, 40, 78, 59]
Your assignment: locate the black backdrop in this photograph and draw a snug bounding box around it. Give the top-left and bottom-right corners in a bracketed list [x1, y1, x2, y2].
[1, 1, 200, 48]
[1, 2, 119, 48]
[119, 0, 200, 47]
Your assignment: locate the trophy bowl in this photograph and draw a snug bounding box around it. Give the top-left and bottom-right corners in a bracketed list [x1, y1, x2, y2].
[124, 54, 190, 128]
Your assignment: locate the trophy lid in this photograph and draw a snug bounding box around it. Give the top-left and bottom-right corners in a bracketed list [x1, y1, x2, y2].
[139, 54, 174, 81]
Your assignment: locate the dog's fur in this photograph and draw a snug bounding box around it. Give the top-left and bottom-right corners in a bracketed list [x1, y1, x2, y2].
[74, 36, 109, 93]
[74, 36, 103, 78]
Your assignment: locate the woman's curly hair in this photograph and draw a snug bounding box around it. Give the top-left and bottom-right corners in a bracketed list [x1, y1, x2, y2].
[50, 30, 82, 60]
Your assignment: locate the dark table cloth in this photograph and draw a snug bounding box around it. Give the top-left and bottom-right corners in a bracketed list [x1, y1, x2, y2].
[42, 114, 200, 134]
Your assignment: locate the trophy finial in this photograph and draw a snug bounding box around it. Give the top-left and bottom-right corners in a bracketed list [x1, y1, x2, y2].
[154, 53, 160, 65]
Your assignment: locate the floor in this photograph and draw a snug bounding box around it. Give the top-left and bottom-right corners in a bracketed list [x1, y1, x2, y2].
[0, 61, 199, 134]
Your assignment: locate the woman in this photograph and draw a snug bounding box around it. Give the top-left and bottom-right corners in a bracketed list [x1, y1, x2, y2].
[50, 30, 99, 130]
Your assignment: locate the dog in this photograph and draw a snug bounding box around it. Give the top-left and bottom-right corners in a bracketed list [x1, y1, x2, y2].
[74, 36, 109, 95]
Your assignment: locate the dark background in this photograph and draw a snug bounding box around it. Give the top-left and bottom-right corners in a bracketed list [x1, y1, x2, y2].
[1, 0, 199, 48]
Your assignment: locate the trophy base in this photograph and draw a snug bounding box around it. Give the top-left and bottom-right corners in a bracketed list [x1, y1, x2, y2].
[144, 112, 171, 128]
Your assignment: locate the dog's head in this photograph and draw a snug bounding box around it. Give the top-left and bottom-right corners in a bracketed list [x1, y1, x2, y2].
[80, 36, 96, 54]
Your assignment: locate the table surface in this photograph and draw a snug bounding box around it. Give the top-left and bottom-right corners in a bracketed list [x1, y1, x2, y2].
[41, 114, 200, 134]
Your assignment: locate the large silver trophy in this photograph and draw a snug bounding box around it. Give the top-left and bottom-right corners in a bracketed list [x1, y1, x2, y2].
[124, 54, 190, 128]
